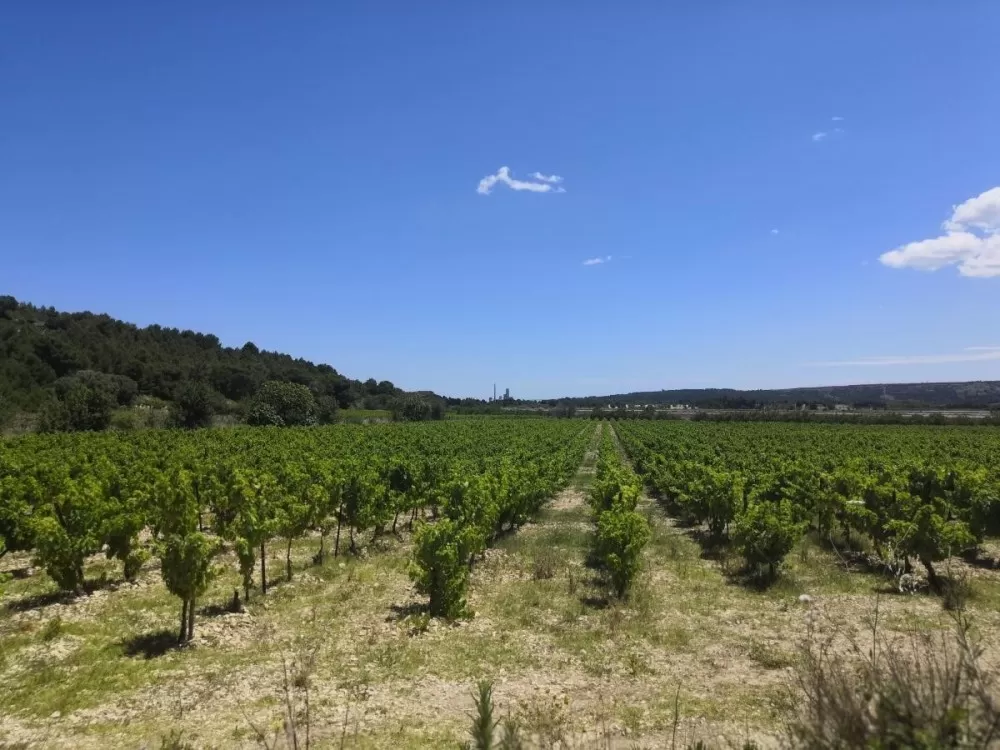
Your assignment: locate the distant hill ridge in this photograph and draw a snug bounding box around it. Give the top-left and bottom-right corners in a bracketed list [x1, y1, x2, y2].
[3, 295, 997, 420]
[549, 381, 1000, 410]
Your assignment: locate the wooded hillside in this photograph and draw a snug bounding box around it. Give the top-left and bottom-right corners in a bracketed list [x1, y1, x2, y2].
[0, 296, 401, 425]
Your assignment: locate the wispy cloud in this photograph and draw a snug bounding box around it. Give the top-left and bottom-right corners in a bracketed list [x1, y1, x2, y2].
[812, 118, 846, 143]
[582, 255, 613, 266]
[531, 172, 563, 184]
[770, 228, 780, 235]
[880, 186, 1000, 278]
[807, 346, 1000, 367]
[477, 166, 566, 195]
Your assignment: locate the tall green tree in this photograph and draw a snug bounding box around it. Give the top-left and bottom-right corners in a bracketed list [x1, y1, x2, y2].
[173, 381, 215, 429]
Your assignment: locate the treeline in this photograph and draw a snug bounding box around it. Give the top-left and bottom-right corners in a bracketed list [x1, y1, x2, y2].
[586, 408, 1000, 426]
[544, 381, 1000, 411]
[0, 296, 446, 430]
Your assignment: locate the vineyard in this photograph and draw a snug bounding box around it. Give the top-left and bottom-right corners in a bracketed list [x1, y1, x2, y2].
[617, 421, 1000, 587]
[2, 419, 1000, 747]
[0, 420, 590, 638]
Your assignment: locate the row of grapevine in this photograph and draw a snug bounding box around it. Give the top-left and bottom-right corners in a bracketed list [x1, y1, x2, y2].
[0, 420, 590, 639]
[409, 423, 591, 617]
[587, 427, 649, 598]
[615, 421, 1000, 583]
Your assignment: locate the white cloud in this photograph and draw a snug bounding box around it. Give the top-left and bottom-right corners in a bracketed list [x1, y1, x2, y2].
[477, 166, 566, 195]
[813, 122, 846, 142]
[770, 228, 780, 235]
[880, 232, 984, 271]
[807, 347, 1000, 367]
[582, 255, 612, 266]
[943, 187, 1000, 233]
[879, 186, 1000, 278]
[531, 172, 563, 184]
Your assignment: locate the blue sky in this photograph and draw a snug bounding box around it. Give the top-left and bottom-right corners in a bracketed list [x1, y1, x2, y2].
[3, 4, 999, 399]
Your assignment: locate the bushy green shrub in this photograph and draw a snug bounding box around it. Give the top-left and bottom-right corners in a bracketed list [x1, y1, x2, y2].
[39, 379, 117, 432]
[410, 518, 476, 619]
[684, 466, 743, 539]
[160, 532, 215, 644]
[596, 508, 650, 598]
[172, 381, 215, 429]
[887, 504, 975, 588]
[732, 501, 801, 579]
[31, 478, 107, 592]
[391, 395, 442, 422]
[155, 469, 217, 643]
[245, 381, 318, 427]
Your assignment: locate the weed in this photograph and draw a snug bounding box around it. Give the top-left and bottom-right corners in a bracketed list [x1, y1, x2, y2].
[790, 609, 1000, 748]
[40, 615, 63, 642]
[159, 728, 196, 750]
[242, 645, 318, 750]
[624, 643, 654, 677]
[404, 611, 431, 636]
[532, 548, 560, 581]
[940, 563, 972, 612]
[460, 680, 525, 750]
[466, 680, 499, 749]
[498, 713, 524, 750]
[745, 639, 794, 671]
[620, 703, 644, 735]
[517, 691, 570, 749]
[942, 576, 972, 612]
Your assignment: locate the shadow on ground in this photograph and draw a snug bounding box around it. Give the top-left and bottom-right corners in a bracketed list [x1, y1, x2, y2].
[121, 629, 182, 659]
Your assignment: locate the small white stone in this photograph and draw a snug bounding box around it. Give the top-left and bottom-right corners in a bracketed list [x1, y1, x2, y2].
[798, 594, 814, 604]
[49, 711, 61, 719]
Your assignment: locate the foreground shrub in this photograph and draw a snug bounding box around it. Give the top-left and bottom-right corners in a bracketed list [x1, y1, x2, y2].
[160, 532, 215, 644]
[463, 679, 524, 750]
[410, 518, 476, 619]
[791, 613, 1000, 749]
[887, 502, 976, 589]
[596, 508, 650, 598]
[31, 478, 107, 593]
[731, 501, 800, 579]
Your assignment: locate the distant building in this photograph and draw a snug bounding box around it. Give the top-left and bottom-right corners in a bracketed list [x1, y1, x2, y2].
[833, 403, 851, 412]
